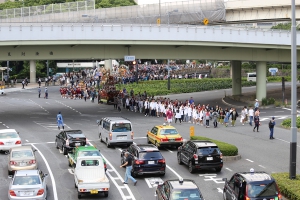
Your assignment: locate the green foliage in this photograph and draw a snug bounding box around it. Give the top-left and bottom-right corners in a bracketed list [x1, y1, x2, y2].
[190, 136, 238, 156]
[272, 173, 300, 200]
[271, 23, 300, 30]
[281, 117, 300, 129]
[274, 100, 282, 107]
[261, 97, 276, 106]
[116, 78, 256, 97]
[267, 76, 291, 82]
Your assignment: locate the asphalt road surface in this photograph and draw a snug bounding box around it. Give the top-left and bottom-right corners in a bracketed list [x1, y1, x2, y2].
[0, 84, 299, 200]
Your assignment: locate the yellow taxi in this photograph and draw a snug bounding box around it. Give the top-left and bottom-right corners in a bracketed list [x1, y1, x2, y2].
[147, 123, 183, 148]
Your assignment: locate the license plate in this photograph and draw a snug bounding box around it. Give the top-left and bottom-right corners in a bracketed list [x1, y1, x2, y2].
[117, 136, 127, 140]
[20, 191, 33, 196]
[75, 143, 81, 146]
[90, 190, 98, 194]
[169, 139, 175, 142]
[5, 142, 13, 145]
[19, 162, 27, 166]
[148, 161, 155, 164]
[207, 157, 213, 161]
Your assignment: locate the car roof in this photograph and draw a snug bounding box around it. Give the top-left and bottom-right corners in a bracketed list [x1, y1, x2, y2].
[0, 129, 17, 133]
[10, 146, 32, 151]
[238, 172, 274, 182]
[102, 117, 131, 123]
[168, 179, 199, 190]
[190, 140, 218, 147]
[135, 144, 159, 152]
[76, 146, 98, 151]
[15, 170, 40, 176]
[155, 125, 176, 129]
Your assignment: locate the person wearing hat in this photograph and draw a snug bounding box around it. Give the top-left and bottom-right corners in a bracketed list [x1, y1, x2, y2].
[254, 99, 259, 112]
[44, 87, 48, 99]
[57, 111, 64, 130]
[269, 116, 276, 139]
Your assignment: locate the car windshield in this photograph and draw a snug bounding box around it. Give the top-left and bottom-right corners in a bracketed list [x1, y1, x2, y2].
[160, 129, 178, 135]
[81, 160, 100, 166]
[171, 189, 202, 200]
[197, 147, 220, 155]
[13, 176, 41, 185]
[139, 151, 162, 160]
[12, 150, 33, 158]
[112, 123, 131, 132]
[78, 151, 100, 157]
[247, 181, 279, 198]
[0, 132, 18, 139]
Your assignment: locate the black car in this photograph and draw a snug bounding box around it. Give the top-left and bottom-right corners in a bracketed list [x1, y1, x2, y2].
[55, 130, 87, 155]
[156, 179, 204, 200]
[222, 169, 283, 200]
[121, 144, 166, 177]
[177, 140, 223, 173]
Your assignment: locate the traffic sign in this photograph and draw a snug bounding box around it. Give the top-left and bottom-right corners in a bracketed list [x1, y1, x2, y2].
[268, 68, 278, 76]
[190, 126, 195, 137]
[124, 55, 135, 62]
[203, 18, 209, 25]
[0, 67, 7, 71]
[157, 18, 161, 25]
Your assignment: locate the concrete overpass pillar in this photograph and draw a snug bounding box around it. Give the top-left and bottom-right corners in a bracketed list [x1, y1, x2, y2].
[104, 59, 112, 74]
[256, 61, 267, 101]
[231, 61, 242, 96]
[30, 60, 36, 84]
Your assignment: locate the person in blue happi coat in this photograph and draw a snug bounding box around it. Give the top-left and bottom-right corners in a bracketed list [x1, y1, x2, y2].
[57, 111, 64, 130]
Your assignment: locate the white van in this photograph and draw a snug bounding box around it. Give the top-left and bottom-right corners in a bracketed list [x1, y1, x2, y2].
[247, 72, 268, 82]
[97, 117, 133, 148]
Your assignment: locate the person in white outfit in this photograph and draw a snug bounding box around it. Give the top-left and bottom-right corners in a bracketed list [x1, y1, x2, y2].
[187, 105, 192, 123]
[175, 108, 182, 124]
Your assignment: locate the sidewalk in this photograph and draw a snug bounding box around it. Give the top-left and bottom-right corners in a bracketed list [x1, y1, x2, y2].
[2, 83, 42, 93]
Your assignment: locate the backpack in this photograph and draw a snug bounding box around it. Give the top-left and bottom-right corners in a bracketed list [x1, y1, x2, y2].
[269, 120, 274, 128]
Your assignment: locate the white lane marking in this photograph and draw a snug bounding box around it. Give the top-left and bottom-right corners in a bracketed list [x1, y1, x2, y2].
[276, 138, 300, 147]
[25, 140, 29, 142]
[68, 169, 74, 174]
[31, 144, 58, 200]
[118, 148, 123, 152]
[165, 148, 173, 153]
[217, 188, 223, 193]
[166, 165, 182, 179]
[246, 159, 254, 162]
[225, 168, 232, 171]
[282, 107, 300, 113]
[275, 111, 284, 113]
[200, 174, 225, 184]
[145, 178, 152, 188]
[258, 165, 266, 169]
[134, 137, 147, 139]
[47, 142, 55, 144]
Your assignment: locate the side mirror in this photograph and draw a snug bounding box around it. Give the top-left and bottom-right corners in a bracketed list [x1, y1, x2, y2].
[8, 175, 13, 179]
[96, 120, 100, 125]
[33, 149, 38, 152]
[44, 174, 49, 178]
[222, 178, 227, 182]
[17, 132, 20, 135]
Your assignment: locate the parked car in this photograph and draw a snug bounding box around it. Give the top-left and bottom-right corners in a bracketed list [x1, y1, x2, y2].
[156, 178, 204, 200]
[147, 124, 183, 148]
[8, 170, 48, 200]
[55, 130, 87, 155]
[0, 129, 21, 154]
[8, 146, 38, 175]
[222, 169, 283, 200]
[121, 144, 166, 177]
[177, 140, 223, 173]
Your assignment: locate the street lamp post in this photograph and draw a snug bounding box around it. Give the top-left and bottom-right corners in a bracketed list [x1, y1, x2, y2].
[290, 0, 297, 179]
[167, 59, 170, 90]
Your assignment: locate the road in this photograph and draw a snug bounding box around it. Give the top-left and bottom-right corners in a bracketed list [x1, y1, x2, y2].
[0, 83, 298, 200]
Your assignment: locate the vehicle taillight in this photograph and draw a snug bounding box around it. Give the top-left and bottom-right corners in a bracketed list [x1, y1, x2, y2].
[29, 160, 36, 164]
[79, 189, 86, 192]
[193, 154, 198, 161]
[158, 159, 165, 164]
[220, 153, 223, 159]
[86, 138, 88, 144]
[9, 161, 16, 165]
[135, 160, 145, 165]
[245, 197, 250, 200]
[276, 183, 282, 199]
[9, 190, 16, 196]
[15, 140, 21, 145]
[245, 185, 250, 200]
[66, 139, 69, 146]
[109, 133, 112, 140]
[37, 189, 44, 196]
[104, 164, 107, 169]
[0, 142, 4, 145]
[160, 138, 168, 142]
[131, 132, 134, 139]
[103, 188, 109, 191]
[175, 137, 183, 141]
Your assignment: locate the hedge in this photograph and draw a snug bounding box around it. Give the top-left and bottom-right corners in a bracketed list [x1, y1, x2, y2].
[272, 173, 300, 200]
[116, 78, 256, 96]
[190, 136, 238, 156]
[281, 117, 300, 129]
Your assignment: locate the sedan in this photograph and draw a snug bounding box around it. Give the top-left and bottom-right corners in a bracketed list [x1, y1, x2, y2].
[0, 129, 21, 154]
[8, 170, 48, 200]
[8, 146, 38, 175]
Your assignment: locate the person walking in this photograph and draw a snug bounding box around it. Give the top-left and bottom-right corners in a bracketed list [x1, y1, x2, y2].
[254, 99, 259, 112]
[224, 109, 230, 127]
[253, 112, 260, 132]
[166, 108, 173, 126]
[248, 106, 254, 126]
[212, 109, 219, 128]
[175, 109, 182, 124]
[230, 108, 239, 126]
[120, 152, 137, 186]
[57, 111, 64, 130]
[269, 116, 276, 139]
[205, 110, 211, 128]
[44, 87, 48, 99]
[21, 79, 25, 89]
[38, 87, 41, 98]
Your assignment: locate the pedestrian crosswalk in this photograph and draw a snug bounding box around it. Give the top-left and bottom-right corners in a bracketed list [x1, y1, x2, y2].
[259, 115, 290, 122]
[33, 121, 71, 131]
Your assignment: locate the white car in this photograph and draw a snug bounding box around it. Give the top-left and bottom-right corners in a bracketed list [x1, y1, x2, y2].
[0, 129, 21, 154]
[0, 89, 4, 95]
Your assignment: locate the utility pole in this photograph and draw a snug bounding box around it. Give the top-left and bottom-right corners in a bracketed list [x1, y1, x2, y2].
[167, 59, 170, 90]
[46, 60, 49, 77]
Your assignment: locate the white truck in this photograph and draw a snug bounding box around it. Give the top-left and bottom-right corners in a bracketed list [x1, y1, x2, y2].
[74, 156, 110, 199]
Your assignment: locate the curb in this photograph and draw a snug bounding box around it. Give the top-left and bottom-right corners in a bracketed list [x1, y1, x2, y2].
[223, 155, 241, 162]
[222, 97, 275, 109]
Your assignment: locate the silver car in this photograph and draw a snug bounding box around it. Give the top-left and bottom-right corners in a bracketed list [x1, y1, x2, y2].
[0, 129, 22, 154]
[8, 170, 48, 200]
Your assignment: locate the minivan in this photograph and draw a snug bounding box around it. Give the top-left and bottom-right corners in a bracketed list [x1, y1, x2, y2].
[247, 72, 268, 82]
[97, 117, 133, 148]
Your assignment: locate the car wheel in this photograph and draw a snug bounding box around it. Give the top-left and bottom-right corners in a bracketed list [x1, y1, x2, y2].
[223, 190, 227, 200]
[62, 146, 67, 155]
[146, 136, 151, 144]
[177, 154, 183, 165]
[216, 167, 222, 172]
[106, 139, 111, 148]
[155, 141, 160, 149]
[55, 140, 59, 149]
[78, 192, 81, 199]
[8, 170, 12, 176]
[121, 158, 125, 167]
[104, 191, 109, 197]
[131, 169, 137, 178]
[160, 172, 165, 177]
[75, 182, 77, 188]
[188, 161, 195, 173]
[99, 133, 103, 143]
